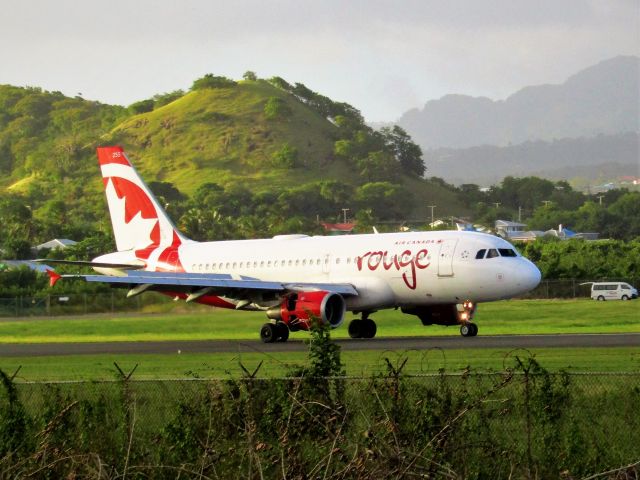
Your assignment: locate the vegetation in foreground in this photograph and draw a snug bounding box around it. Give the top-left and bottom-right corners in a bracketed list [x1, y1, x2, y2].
[1, 325, 638, 479]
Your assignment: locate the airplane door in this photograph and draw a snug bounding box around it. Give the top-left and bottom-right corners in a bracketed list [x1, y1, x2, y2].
[437, 239, 457, 277]
[323, 254, 331, 274]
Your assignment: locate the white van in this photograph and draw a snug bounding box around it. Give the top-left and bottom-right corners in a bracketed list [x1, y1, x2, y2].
[589, 282, 638, 301]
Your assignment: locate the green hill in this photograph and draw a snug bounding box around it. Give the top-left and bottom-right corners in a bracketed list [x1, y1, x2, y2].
[107, 80, 347, 193]
[0, 77, 467, 253]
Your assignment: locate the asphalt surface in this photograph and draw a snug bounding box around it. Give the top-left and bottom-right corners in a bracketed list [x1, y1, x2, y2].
[1, 333, 638, 357]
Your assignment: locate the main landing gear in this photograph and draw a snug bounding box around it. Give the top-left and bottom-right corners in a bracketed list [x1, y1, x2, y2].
[348, 313, 377, 339]
[260, 322, 289, 343]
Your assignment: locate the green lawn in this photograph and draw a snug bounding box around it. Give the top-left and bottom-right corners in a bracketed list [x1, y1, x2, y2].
[1, 347, 638, 381]
[0, 299, 637, 344]
[1, 299, 637, 381]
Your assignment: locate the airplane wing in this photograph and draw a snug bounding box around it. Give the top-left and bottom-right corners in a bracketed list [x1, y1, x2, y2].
[34, 259, 145, 269]
[48, 269, 358, 297]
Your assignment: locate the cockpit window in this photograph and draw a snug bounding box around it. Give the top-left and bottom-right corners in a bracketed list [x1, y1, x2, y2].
[498, 248, 517, 257]
[475, 249, 486, 259]
[486, 249, 499, 259]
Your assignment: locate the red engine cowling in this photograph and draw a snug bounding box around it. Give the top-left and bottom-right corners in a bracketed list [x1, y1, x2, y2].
[267, 291, 346, 330]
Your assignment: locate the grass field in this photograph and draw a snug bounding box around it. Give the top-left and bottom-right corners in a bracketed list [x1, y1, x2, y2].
[0, 299, 638, 380]
[0, 299, 638, 344]
[1, 347, 639, 381]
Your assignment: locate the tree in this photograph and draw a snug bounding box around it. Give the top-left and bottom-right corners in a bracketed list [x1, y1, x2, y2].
[242, 71, 257, 81]
[191, 74, 236, 90]
[357, 151, 399, 182]
[380, 125, 425, 176]
[153, 90, 184, 107]
[128, 99, 154, 114]
[355, 182, 414, 220]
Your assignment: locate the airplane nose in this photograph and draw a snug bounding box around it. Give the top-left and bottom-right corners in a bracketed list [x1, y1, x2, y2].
[521, 260, 542, 292]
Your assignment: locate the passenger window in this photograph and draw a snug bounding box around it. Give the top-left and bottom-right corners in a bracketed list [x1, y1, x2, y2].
[295, 260, 300, 266]
[302, 259, 307, 266]
[336, 258, 341, 264]
[622, 285, 630, 290]
[316, 259, 321, 266]
[486, 249, 499, 259]
[475, 249, 486, 259]
[498, 249, 517, 257]
[260, 261, 264, 268]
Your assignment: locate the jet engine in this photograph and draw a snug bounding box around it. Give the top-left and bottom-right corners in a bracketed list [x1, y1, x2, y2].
[267, 291, 346, 330]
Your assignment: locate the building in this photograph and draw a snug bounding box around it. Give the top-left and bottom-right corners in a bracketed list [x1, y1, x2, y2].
[495, 220, 528, 238]
[320, 223, 356, 235]
[495, 220, 599, 242]
[35, 239, 78, 251]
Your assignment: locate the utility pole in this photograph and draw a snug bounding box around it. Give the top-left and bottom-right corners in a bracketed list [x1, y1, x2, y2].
[427, 205, 436, 228]
[542, 200, 552, 207]
[597, 195, 604, 206]
[518, 206, 522, 222]
[341, 208, 350, 224]
[493, 202, 501, 209]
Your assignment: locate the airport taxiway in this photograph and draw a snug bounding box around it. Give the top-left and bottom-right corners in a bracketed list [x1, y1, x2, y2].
[1, 333, 638, 357]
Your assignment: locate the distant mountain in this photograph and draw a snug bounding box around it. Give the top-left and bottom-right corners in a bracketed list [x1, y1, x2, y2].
[426, 132, 639, 186]
[399, 56, 639, 149]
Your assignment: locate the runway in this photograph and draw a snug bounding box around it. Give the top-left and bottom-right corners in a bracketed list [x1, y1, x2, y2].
[1, 333, 638, 357]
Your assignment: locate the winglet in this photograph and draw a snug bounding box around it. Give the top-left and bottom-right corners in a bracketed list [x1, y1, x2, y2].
[46, 269, 62, 288]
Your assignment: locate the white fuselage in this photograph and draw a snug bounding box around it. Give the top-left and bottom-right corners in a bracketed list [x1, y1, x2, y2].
[97, 230, 541, 312]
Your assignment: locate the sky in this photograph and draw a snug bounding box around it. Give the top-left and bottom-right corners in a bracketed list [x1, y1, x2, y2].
[0, 0, 638, 122]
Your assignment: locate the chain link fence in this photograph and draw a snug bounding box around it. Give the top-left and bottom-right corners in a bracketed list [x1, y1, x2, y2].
[1, 368, 639, 478]
[1, 278, 638, 318]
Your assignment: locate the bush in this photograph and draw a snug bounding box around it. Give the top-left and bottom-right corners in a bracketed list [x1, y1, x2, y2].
[270, 143, 298, 168]
[127, 99, 154, 115]
[263, 96, 290, 120]
[191, 74, 236, 90]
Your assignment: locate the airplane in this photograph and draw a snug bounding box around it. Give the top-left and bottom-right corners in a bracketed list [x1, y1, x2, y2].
[43, 146, 541, 342]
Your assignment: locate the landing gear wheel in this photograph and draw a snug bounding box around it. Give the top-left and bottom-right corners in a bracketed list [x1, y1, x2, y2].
[260, 323, 277, 343]
[469, 322, 478, 337]
[348, 318, 377, 339]
[348, 319, 363, 339]
[275, 322, 289, 342]
[460, 322, 478, 337]
[362, 318, 377, 338]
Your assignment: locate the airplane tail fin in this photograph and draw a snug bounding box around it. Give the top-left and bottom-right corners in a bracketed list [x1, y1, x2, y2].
[96, 146, 189, 252]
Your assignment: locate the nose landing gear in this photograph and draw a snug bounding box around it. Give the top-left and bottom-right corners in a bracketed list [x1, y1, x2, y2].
[460, 322, 478, 337]
[459, 300, 478, 337]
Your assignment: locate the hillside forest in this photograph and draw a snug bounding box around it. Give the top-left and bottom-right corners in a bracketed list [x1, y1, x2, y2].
[0, 73, 638, 291]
